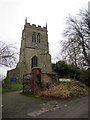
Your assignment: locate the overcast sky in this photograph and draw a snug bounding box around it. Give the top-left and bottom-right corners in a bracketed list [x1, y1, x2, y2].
[0, 0, 89, 76]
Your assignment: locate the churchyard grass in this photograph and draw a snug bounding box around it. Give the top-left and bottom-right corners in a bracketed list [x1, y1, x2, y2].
[2, 83, 23, 93]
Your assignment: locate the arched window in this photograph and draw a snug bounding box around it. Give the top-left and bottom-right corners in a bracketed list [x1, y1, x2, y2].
[32, 32, 36, 42]
[37, 33, 40, 43]
[32, 56, 38, 68]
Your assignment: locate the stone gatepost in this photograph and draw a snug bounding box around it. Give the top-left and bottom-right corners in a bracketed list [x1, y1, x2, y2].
[31, 67, 42, 94]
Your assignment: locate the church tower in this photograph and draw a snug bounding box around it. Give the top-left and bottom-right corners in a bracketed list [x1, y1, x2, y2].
[6, 19, 57, 84]
[18, 19, 52, 74]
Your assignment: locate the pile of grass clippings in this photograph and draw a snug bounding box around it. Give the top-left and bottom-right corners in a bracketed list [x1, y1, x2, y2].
[39, 80, 88, 99]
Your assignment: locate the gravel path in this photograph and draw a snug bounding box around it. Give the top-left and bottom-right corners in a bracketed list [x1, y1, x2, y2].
[2, 91, 89, 118]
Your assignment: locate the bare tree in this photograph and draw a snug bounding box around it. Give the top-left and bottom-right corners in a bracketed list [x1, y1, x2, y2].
[0, 41, 18, 67]
[61, 10, 90, 68]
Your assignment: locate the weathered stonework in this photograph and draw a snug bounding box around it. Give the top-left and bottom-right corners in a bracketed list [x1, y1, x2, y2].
[6, 19, 53, 83]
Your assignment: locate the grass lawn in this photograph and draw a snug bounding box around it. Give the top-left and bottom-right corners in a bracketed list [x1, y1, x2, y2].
[2, 84, 23, 93]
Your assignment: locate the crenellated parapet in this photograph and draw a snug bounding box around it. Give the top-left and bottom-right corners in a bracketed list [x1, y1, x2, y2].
[24, 22, 47, 31]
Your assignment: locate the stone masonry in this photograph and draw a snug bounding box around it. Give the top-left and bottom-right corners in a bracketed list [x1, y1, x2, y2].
[6, 18, 53, 84]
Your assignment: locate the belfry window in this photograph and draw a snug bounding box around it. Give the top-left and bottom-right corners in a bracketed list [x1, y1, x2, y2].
[37, 33, 40, 43]
[32, 56, 38, 68]
[32, 32, 36, 42]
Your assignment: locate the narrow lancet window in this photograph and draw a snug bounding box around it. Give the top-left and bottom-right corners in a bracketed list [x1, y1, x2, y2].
[37, 33, 40, 43]
[32, 32, 36, 42]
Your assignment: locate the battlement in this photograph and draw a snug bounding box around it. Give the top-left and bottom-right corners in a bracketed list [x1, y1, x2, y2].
[25, 22, 47, 31]
[32, 24, 36, 27]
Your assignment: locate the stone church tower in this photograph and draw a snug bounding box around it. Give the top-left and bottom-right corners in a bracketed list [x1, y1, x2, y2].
[6, 19, 52, 83]
[19, 18, 52, 74]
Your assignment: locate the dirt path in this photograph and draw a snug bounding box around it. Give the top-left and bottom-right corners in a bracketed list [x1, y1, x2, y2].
[2, 91, 89, 118]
